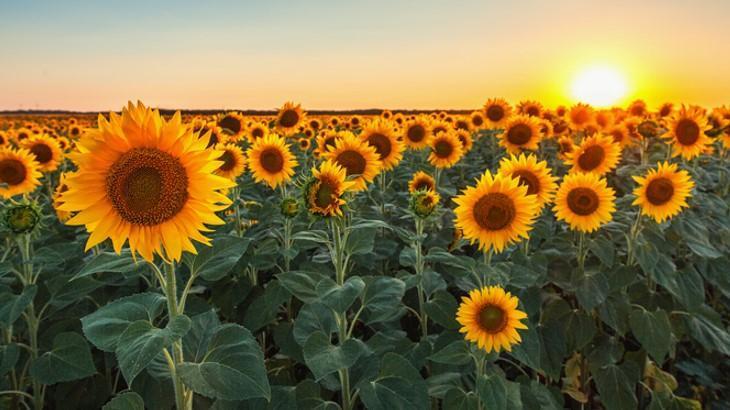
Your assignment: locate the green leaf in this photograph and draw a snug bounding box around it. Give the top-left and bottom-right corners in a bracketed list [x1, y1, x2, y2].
[629, 309, 672, 362]
[178, 323, 270, 401]
[589, 236, 615, 267]
[316, 276, 365, 313]
[72, 251, 144, 280]
[361, 276, 406, 324]
[684, 311, 730, 355]
[303, 331, 370, 380]
[443, 388, 479, 410]
[277, 270, 327, 304]
[47, 275, 104, 310]
[0, 285, 37, 327]
[575, 271, 609, 311]
[293, 303, 337, 346]
[346, 227, 376, 255]
[102, 392, 145, 410]
[116, 315, 191, 385]
[424, 290, 459, 329]
[0, 343, 19, 376]
[183, 236, 251, 281]
[81, 292, 166, 352]
[183, 310, 221, 362]
[30, 332, 96, 385]
[242, 281, 291, 332]
[357, 352, 429, 410]
[476, 371, 507, 410]
[591, 364, 638, 410]
[428, 340, 471, 365]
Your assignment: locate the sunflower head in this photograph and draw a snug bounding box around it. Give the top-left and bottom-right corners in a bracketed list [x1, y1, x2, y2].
[20, 134, 63, 172]
[0, 148, 42, 199]
[303, 160, 354, 217]
[324, 132, 382, 191]
[499, 115, 542, 154]
[3, 202, 41, 234]
[453, 171, 539, 253]
[498, 153, 558, 211]
[403, 118, 432, 149]
[428, 131, 464, 169]
[280, 197, 300, 218]
[517, 100, 543, 117]
[456, 286, 528, 353]
[662, 105, 711, 160]
[566, 134, 621, 175]
[360, 119, 404, 170]
[217, 112, 246, 140]
[553, 172, 616, 233]
[247, 133, 298, 189]
[275, 102, 306, 136]
[215, 143, 246, 180]
[408, 171, 436, 193]
[632, 162, 694, 223]
[568, 103, 595, 131]
[410, 189, 440, 219]
[470, 111, 486, 129]
[247, 121, 270, 142]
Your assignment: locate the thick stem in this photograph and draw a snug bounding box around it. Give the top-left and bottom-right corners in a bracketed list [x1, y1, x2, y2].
[626, 211, 643, 267]
[18, 234, 43, 410]
[414, 218, 428, 337]
[163, 262, 190, 410]
[576, 232, 586, 275]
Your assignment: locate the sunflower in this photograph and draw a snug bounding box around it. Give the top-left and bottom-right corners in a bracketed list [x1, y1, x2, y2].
[607, 125, 632, 148]
[308, 118, 323, 131]
[453, 171, 538, 253]
[68, 124, 83, 139]
[0, 148, 42, 199]
[0, 131, 8, 147]
[517, 100, 543, 117]
[499, 115, 542, 154]
[14, 128, 32, 143]
[360, 119, 404, 170]
[215, 143, 246, 180]
[430, 119, 451, 136]
[59, 102, 234, 261]
[632, 162, 694, 223]
[657, 103, 674, 120]
[454, 117, 471, 132]
[299, 137, 312, 151]
[408, 171, 436, 193]
[628, 100, 648, 118]
[456, 286, 528, 353]
[553, 172, 616, 233]
[324, 132, 382, 191]
[470, 111, 486, 129]
[247, 121, 270, 142]
[403, 117, 432, 149]
[20, 134, 63, 172]
[315, 130, 346, 157]
[662, 105, 711, 160]
[456, 130, 474, 152]
[566, 134, 621, 175]
[303, 160, 354, 217]
[53, 171, 73, 222]
[217, 112, 246, 141]
[498, 154, 557, 211]
[410, 189, 440, 218]
[247, 133, 298, 188]
[557, 136, 575, 160]
[275, 102, 306, 136]
[197, 122, 227, 148]
[568, 103, 595, 131]
[381, 110, 393, 120]
[428, 131, 464, 169]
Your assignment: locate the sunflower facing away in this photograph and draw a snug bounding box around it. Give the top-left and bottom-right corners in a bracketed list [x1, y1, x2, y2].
[360, 119, 404, 170]
[499, 115, 542, 154]
[662, 105, 711, 160]
[553, 172, 616, 233]
[59, 101, 235, 261]
[247, 133, 298, 188]
[304, 160, 354, 217]
[275, 102, 306, 136]
[0, 147, 42, 199]
[453, 171, 538, 253]
[403, 117, 432, 149]
[408, 171, 436, 193]
[483, 98, 512, 129]
[428, 131, 464, 169]
[215, 143, 246, 180]
[566, 134, 621, 175]
[324, 132, 382, 191]
[456, 286, 528, 353]
[498, 153, 558, 211]
[20, 134, 63, 172]
[632, 162, 694, 223]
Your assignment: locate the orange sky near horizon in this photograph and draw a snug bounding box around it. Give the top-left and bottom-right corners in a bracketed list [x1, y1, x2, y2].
[1, 1, 729, 111]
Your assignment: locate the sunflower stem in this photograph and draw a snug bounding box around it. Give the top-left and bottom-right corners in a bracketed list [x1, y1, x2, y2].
[329, 216, 354, 409]
[162, 261, 191, 410]
[626, 211, 644, 267]
[414, 218, 428, 337]
[576, 232, 586, 275]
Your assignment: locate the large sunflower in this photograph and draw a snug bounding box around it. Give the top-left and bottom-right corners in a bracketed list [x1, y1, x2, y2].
[566, 134, 621, 175]
[632, 162, 694, 223]
[360, 119, 404, 170]
[217, 112, 246, 141]
[403, 117, 432, 149]
[247, 133, 298, 188]
[553, 172, 616, 233]
[0, 147, 42, 199]
[456, 286, 528, 353]
[20, 134, 63, 172]
[498, 153, 557, 211]
[59, 102, 235, 261]
[324, 132, 382, 191]
[483, 98, 512, 129]
[275, 102, 306, 136]
[215, 143, 246, 180]
[662, 105, 711, 160]
[453, 171, 538, 253]
[499, 115, 542, 154]
[428, 131, 464, 169]
[303, 160, 354, 217]
[408, 171, 436, 193]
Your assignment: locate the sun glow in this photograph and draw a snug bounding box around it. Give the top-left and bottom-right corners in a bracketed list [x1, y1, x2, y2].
[571, 66, 629, 107]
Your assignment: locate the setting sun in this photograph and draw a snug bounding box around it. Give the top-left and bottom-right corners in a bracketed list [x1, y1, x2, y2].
[571, 66, 629, 107]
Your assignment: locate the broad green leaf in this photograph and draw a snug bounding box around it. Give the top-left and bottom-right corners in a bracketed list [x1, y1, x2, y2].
[293, 303, 337, 346]
[116, 315, 192, 385]
[591, 364, 638, 410]
[178, 323, 271, 401]
[242, 281, 290, 332]
[361, 276, 405, 324]
[0, 285, 37, 327]
[443, 388, 479, 410]
[102, 392, 145, 410]
[0, 343, 19, 376]
[424, 290, 459, 329]
[183, 236, 251, 281]
[30, 332, 96, 385]
[357, 352, 429, 410]
[575, 270, 609, 311]
[588, 236, 615, 267]
[277, 270, 327, 304]
[183, 310, 221, 362]
[345, 227, 376, 255]
[72, 251, 144, 280]
[316, 276, 365, 313]
[81, 292, 166, 352]
[302, 331, 370, 380]
[684, 312, 730, 355]
[629, 309, 672, 362]
[428, 340, 471, 365]
[46, 275, 104, 310]
[476, 371, 507, 410]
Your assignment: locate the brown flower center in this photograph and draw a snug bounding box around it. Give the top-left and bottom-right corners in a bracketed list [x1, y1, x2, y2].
[506, 124, 533, 145]
[30, 143, 53, 164]
[336, 150, 366, 176]
[512, 170, 540, 195]
[0, 159, 27, 186]
[479, 305, 508, 333]
[433, 139, 453, 158]
[526, 106, 540, 117]
[486, 105, 505, 122]
[366, 133, 392, 160]
[218, 150, 236, 172]
[472, 115, 484, 127]
[314, 179, 337, 208]
[646, 177, 674, 205]
[407, 124, 426, 142]
[260, 148, 284, 173]
[106, 147, 188, 226]
[414, 178, 434, 192]
[675, 119, 700, 146]
[218, 116, 241, 134]
[473, 192, 516, 231]
[577, 145, 605, 171]
[279, 109, 299, 128]
[455, 120, 469, 131]
[251, 127, 265, 139]
[567, 187, 599, 216]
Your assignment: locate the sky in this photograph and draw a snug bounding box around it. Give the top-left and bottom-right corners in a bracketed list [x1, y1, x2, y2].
[1, 0, 729, 111]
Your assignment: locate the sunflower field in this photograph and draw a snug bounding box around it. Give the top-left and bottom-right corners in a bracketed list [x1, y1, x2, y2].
[0, 99, 729, 410]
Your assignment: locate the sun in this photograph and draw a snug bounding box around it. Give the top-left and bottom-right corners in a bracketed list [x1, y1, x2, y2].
[571, 66, 628, 107]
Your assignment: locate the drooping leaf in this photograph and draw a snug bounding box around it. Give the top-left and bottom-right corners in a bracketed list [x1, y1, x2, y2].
[183, 236, 251, 281]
